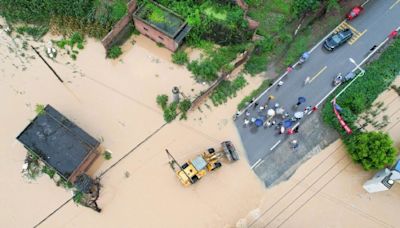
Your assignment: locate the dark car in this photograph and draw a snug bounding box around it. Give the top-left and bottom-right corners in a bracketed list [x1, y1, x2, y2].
[323, 28, 353, 51]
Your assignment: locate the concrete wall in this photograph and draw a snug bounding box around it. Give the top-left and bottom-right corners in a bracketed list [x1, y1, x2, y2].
[133, 18, 178, 51]
[69, 148, 100, 183]
[101, 0, 137, 50]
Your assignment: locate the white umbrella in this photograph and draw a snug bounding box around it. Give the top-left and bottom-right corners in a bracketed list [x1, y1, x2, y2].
[276, 107, 285, 115]
[294, 111, 304, 119]
[267, 109, 275, 117]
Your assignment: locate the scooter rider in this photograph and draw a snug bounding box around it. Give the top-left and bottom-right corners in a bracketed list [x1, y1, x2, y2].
[333, 73, 343, 85]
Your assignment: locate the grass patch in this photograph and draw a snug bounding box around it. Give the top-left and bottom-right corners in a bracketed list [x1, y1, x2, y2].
[0, 0, 130, 39]
[16, 25, 48, 40]
[111, 0, 128, 22]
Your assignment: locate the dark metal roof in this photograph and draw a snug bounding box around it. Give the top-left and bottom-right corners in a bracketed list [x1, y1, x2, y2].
[16, 105, 99, 180]
[174, 24, 191, 44]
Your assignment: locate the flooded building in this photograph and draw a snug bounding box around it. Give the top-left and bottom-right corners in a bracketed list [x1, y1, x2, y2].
[132, 1, 191, 51]
[16, 105, 100, 183]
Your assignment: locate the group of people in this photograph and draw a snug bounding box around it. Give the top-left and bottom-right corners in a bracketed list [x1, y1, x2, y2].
[238, 93, 317, 135]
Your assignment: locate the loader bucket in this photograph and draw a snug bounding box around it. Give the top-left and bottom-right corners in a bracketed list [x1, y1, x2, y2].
[221, 141, 239, 162]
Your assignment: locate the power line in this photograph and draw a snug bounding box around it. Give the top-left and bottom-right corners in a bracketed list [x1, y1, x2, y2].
[261, 154, 349, 227]
[275, 162, 351, 228]
[248, 142, 345, 227]
[33, 122, 168, 227]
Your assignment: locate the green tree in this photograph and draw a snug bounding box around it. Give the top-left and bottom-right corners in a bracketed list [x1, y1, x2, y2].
[346, 132, 397, 170]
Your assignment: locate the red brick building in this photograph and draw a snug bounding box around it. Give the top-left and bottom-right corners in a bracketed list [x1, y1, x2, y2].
[132, 1, 191, 52]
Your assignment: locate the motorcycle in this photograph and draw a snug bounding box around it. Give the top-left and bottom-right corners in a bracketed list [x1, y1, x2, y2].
[298, 52, 310, 65]
[332, 73, 343, 86]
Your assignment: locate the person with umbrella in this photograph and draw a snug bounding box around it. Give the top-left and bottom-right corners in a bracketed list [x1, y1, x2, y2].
[294, 111, 304, 119]
[295, 96, 306, 107]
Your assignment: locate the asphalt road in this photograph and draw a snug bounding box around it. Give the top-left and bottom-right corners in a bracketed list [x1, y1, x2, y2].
[235, 0, 400, 167]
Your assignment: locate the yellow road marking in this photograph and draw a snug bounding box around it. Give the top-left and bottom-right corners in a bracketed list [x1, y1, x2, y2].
[309, 66, 327, 83]
[390, 0, 400, 10]
[334, 21, 365, 45]
[342, 22, 360, 34]
[348, 29, 367, 45]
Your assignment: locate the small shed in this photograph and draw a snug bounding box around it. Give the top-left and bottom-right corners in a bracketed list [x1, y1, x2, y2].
[16, 105, 100, 183]
[132, 1, 191, 51]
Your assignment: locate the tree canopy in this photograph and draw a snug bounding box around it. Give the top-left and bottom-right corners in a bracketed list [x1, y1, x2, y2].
[346, 131, 397, 170]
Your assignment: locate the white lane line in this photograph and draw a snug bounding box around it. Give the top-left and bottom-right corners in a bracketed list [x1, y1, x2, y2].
[390, 0, 400, 10]
[361, 0, 371, 7]
[253, 160, 265, 170]
[236, 0, 372, 118]
[319, 26, 400, 105]
[309, 66, 328, 83]
[270, 140, 282, 151]
[251, 159, 262, 169]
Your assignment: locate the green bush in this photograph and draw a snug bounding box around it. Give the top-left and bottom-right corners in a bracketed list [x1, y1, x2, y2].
[188, 44, 247, 82]
[70, 32, 84, 46]
[172, 50, 189, 65]
[178, 99, 191, 113]
[35, 104, 46, 116]
[42, 166, 56, 179]
[163, 102, 178, 123]
[73, 191, 84, 204]
[291, 0, 322, 17]
[237, 79, 273, 110]
[210, 75, 248, 106]
[107, 46, 123, 59]
[188, 59, 219, 82]
[245, 54, 267, 76]
[111, 0, 128, 22]
[156, 94, 169, 110]
[346, 132, 397, 170]
[178, 99, 192, 120]
[103, 151, 112, 160]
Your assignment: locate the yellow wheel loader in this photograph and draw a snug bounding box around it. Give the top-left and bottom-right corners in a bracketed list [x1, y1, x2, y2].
[166, 141, 239, 187]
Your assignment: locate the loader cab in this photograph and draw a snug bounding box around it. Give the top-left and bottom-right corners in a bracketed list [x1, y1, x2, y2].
[177, 156, 207, 186]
